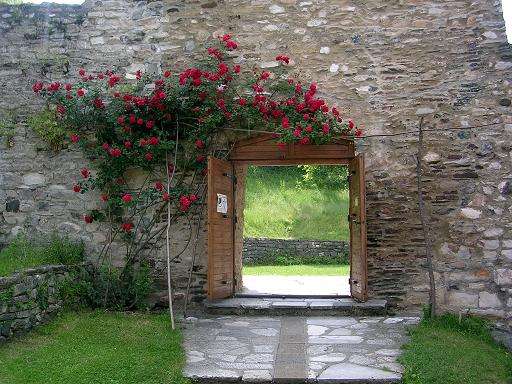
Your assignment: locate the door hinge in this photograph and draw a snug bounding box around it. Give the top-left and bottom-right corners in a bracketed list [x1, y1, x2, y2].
[223, 172, 237, 184]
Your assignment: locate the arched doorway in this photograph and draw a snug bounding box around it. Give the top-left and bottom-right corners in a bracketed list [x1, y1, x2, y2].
[207, 134, 368, 302]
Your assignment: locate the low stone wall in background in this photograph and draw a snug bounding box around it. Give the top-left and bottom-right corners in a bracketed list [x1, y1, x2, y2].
[242, 237, 349, 265]
[0, 264, 88, 342]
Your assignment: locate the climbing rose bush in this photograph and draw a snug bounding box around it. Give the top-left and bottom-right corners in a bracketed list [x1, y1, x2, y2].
[32, 34, 360, 262]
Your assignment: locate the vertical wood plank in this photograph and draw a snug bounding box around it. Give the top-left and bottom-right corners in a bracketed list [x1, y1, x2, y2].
[207, 156, 235, 300]
[349, 154, 368, 301]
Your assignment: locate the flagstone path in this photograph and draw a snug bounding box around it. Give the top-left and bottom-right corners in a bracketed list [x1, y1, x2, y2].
[183, 315, 420, 383]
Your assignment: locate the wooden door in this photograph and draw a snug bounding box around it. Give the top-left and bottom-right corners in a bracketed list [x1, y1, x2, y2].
[349, 154, 368, 301]
[207, 156, 235, 300]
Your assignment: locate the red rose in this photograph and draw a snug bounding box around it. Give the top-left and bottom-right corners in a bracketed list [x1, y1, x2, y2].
[355, 128, 363, 137]
[293, 128, 301, 138]
[277, 142, 286, 151]
[217, 99, 226, 110]
[129, 114, 136, 124]
[322, 123, 330, 134]
[162, 192, 170, 201]
[101, 194, 109, 202]
[108, 75, 120, 87]
[155, 181, 164, 191]
[349, 120, 355, 129]
[260, 71, 270, 80]
[117, 116, 125, 125]
[198, 91, 207, 101]
[73, 184, 81, 193]
[233, 65, 241, 73]
[300, 137, 310, 145]
[102, 143, 110, 151]
[145, 152, 153, 161]
[281, 117, 290, 129]
[238, 98, 247, 106]
[93, 98, 104, 109]
[332, 107, 340, 117]
[57, 105, 66, 115]
[321, 105, 329, 113]
[137, 118, 144, 126]
[179, 195, 191, 211]
[97, 73, 104, 80]
[70, 134, 80, 143]
[195, 139, 205, 149]
[146, 120, 154, 129]
[124, 141, 132, 149]
[276, 55, 290, 64]
[305, 125, 313, 133]
[84, 215, 93, 224]
[32, 81, 44, 93]
[222, 33, 231, 41]
[78, 68, 86, 77]
[81, 168, 90, 178]
[192, 78, 202, 87]
[196, 155, 206, 163]
[225, 40, 238, 50]
[121, 222, 134, 232]
[121, 193, 132, 203]
[148, 136, 159, 145]
[164, 70, 171, 78]
[218, 63, 229, 76]
[110, 148, 122, 157]
[155, 79, 164, 86]
[189, 194, 198, 202]
[303, 113, 310, 121]
[65, 83, 72, 91]
[77, 88, 85, 97]
[135, 70, 142, 80]
[295, 83, 302, 93]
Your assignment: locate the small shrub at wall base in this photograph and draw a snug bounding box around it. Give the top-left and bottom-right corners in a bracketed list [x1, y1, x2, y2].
[60, 263, 152, 311]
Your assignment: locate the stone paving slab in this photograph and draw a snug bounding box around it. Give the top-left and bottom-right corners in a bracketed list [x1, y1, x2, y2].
[204, 297, 388, 317]
[183, 315, 420, 383]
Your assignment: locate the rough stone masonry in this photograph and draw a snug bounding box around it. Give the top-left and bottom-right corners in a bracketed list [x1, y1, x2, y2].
[0, 0, 511, 322]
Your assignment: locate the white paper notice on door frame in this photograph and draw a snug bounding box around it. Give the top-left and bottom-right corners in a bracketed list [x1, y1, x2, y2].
[216, 193, 228, 214]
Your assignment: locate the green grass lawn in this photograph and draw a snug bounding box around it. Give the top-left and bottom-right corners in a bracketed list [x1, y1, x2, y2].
[0, 235, 84, 277]
[243, 264, 350, 276]
[0, 311, 189, 384]
[400, 315, 512, 384]
[243, 166, 349, 241]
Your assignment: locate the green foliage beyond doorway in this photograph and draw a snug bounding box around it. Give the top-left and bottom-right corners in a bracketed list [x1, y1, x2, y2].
[243, 165, 349, 241]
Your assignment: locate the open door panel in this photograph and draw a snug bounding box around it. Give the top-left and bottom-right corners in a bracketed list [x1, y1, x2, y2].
[207, 156, 235, 300]
[349, 154, 368, 302]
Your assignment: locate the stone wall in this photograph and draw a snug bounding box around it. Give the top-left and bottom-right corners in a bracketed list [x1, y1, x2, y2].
[0, 0, 511, 320]
[242, 237, 348, 265]
[0, 264, 88, 342]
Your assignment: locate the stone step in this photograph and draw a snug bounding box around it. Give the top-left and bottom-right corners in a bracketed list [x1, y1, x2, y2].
[203, 297, 388, 317]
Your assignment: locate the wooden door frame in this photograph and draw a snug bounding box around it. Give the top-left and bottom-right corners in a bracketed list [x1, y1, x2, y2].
[207, 134, 368, 300]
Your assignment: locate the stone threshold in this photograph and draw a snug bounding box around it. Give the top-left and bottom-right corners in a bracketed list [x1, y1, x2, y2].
[204, 297, 388, 316]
